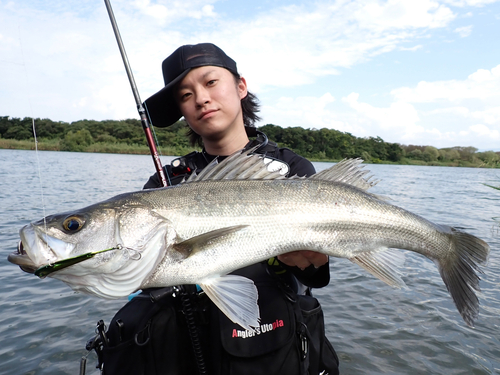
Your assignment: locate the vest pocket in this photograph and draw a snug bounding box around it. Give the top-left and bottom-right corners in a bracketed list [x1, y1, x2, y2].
[217, 282, 302, 374]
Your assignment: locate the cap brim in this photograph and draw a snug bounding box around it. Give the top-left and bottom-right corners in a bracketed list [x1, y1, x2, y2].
[143, 69, 190, 128]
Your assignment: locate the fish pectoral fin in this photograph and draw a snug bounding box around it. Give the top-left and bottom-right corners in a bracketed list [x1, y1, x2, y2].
[199, 275, 260, 331]
[350, 249, 407, 289]
[173, 225, 249, 257]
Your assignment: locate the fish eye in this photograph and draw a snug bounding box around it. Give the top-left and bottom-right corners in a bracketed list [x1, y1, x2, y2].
[62, 216, 85, 232]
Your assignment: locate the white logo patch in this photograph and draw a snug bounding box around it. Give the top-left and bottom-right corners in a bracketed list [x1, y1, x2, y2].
[263, 158, 290, 176]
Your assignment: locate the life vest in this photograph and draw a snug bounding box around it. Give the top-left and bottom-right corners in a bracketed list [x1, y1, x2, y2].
[83, 262, 339, 375]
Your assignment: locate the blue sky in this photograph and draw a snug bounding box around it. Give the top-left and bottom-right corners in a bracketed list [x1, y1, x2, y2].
[1, 0, 500, 150]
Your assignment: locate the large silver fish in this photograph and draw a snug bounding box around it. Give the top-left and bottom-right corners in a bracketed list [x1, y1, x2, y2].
[8, 149, 489, 329]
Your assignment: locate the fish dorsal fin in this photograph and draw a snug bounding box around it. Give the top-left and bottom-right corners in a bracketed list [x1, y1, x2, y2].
[199, 275, 260, 331]
[311, 158, 379, 191]
[186, 146, 288, 183]
[186, 150, 376, 192]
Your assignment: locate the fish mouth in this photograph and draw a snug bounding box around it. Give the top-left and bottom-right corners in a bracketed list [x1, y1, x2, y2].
[8, 238, 102, 279]
[9, 228, 84, 278]
[7, 241, 37, 274]
[10, 223, 102, 278]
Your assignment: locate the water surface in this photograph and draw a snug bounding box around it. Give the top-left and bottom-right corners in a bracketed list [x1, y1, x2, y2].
[0, 149, 498, 374]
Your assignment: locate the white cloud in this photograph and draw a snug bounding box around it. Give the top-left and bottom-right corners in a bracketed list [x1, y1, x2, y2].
[341, 65, 500, 148]
[469, 123, 500, 139]
[352, 0, 455, 30]
[132, 0, 169, 20]
[399, 44, 424, 51]
[228, 0, 459, 91]
[260, 92, 371, 135]
[431, 105, 500, 124]
[0, 0, 464, 102]
[454, 25, 473, 36]
[201, 5, 216, 17]
[391, 65, 500, 102]
[441, 0, 499, 6]
[130, 0, 218, 23]
[471, 107, 500, 124]
[342, 92, 423, 138]
[262, 93, 338, 126]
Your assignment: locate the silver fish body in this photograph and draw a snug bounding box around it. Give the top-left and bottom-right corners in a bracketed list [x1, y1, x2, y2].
[8, 151, 490, 329]
[143, 178, 449, 284]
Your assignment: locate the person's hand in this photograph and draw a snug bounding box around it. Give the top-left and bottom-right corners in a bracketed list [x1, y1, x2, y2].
[277, 251, 328, 270]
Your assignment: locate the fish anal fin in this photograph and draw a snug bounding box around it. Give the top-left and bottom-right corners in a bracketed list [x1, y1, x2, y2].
[350, 249, 407, 289]
[199, 275, 260, 331]
[173, 225, 248, 257]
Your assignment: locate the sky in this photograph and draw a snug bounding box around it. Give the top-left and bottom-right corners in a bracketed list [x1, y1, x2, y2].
[1, 0, 500, 150]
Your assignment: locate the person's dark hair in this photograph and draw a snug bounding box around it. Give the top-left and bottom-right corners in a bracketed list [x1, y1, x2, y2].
[187, 73, 261, 147]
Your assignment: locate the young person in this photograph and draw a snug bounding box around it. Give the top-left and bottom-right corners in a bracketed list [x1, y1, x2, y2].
[98, 43, 339, 375]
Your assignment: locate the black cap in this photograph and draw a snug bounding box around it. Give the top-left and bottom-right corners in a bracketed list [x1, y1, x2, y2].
[143, 43, 238, 128]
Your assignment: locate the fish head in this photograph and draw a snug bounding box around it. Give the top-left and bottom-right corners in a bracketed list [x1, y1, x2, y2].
[8, 198, 172, 298]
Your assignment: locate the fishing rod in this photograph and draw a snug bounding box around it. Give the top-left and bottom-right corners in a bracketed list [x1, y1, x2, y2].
[103, 0, 168, 187]
[99, 5, 208, 374]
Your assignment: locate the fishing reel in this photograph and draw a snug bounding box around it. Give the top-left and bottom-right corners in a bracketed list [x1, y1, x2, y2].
[171, 151, 203, 176]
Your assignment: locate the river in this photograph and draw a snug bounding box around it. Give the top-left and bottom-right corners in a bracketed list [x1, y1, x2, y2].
[0, 149, 498, 374]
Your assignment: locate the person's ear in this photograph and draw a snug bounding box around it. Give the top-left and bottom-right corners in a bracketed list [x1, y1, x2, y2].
[238, 77, 248, 99]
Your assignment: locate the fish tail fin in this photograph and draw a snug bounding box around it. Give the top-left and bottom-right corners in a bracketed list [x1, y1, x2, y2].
[437, 227, 490, 327]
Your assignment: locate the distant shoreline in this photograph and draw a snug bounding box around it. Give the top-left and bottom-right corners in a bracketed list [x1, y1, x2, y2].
[2, 138, 499, 168]
[2, 117, 499, 168]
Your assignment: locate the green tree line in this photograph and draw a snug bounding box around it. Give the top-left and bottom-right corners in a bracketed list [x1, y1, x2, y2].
[1, 116, 499, 167]
[0, 116, 193, 155]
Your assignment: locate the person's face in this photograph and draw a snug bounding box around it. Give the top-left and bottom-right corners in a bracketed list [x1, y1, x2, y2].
[175, 66, 247, 141]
